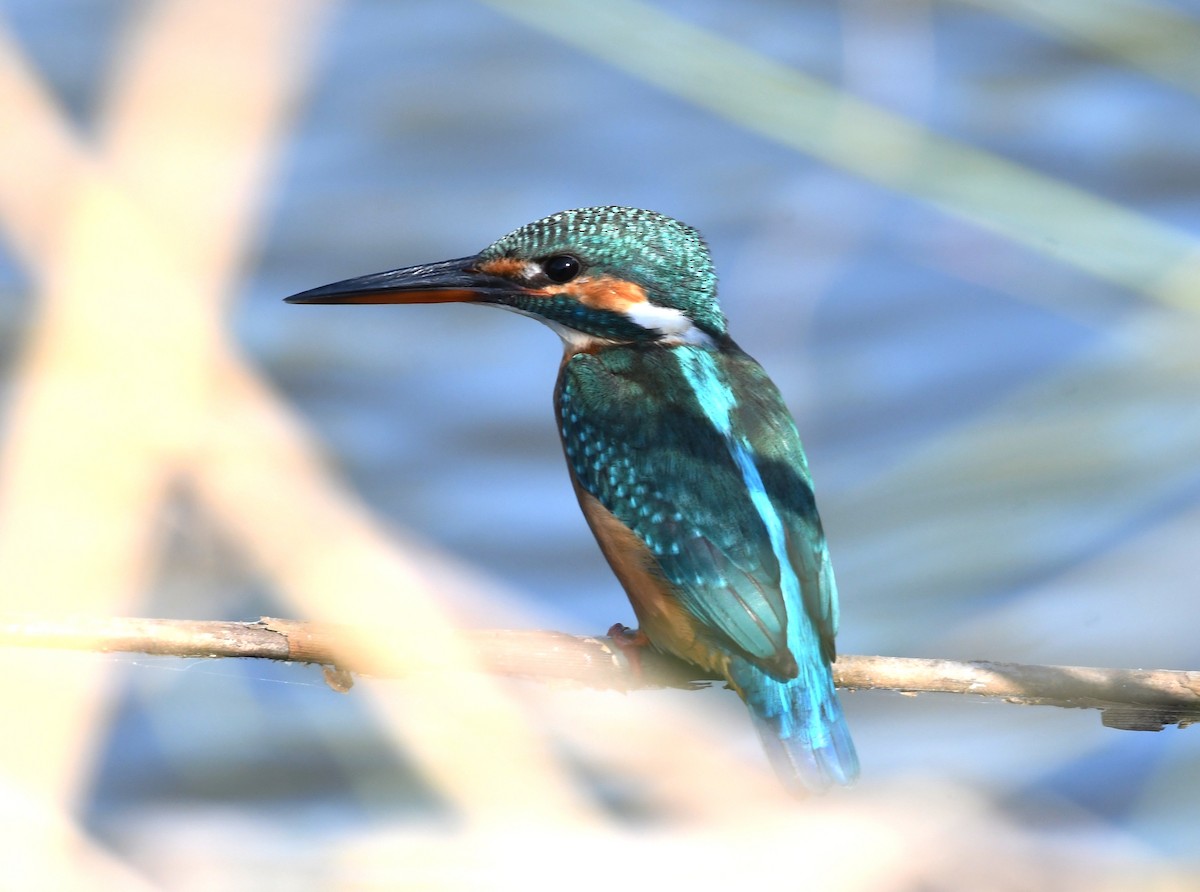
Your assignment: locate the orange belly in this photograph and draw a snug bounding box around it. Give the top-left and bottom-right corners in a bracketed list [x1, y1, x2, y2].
[574, 485, 730, 679]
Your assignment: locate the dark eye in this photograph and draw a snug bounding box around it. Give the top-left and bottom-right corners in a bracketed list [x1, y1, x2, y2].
[542, 254, 581, 284]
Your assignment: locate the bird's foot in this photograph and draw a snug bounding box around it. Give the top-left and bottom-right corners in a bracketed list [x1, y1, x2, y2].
[607, 623, 651, 680]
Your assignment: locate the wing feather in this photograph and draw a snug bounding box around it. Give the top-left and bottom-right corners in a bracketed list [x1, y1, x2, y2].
[558, 343, 835, 677]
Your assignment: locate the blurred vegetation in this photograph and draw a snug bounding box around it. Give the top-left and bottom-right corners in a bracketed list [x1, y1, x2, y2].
[0, 0, 1196, 888]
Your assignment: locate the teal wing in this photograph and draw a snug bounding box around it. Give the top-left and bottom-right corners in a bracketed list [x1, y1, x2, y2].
[558, 343, 836, 677]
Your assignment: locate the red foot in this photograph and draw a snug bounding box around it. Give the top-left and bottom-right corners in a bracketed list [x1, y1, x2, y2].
[607, 623, 651, 679]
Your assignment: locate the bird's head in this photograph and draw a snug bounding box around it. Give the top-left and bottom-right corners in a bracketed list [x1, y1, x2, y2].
[286, 206, 726, 350]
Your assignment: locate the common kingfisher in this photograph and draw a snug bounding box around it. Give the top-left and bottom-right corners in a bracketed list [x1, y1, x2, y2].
[286, 207, 859, 794]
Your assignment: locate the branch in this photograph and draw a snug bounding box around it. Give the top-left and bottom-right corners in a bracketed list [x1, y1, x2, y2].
[2, 616, 1196, 731]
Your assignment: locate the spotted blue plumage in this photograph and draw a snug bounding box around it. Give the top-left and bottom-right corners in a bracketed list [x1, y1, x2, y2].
[559, 341, 858, 793]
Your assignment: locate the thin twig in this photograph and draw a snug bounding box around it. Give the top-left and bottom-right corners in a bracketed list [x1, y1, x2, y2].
[1, 616, 1196, 731]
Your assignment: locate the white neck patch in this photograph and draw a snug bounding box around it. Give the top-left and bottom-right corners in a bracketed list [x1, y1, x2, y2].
[493, 297, 713, 353]
[623, 302, 714, 346]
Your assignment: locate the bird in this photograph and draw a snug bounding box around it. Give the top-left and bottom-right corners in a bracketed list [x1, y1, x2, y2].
[286, 206, 859, 794]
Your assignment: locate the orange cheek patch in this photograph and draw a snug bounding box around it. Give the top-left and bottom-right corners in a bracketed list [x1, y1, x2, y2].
[566, 275, 648, 313]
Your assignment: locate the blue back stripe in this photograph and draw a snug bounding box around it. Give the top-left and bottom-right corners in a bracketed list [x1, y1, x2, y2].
[674, 349, 820, 657]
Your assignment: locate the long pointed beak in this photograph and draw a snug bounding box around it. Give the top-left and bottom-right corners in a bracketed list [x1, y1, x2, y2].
[284, 255, 515, 305]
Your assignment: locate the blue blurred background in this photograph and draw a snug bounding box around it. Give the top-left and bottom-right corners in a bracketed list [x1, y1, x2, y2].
[2, 0, 1198, 886]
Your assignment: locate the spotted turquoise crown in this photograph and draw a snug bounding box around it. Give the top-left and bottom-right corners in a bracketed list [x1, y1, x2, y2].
[480, 206, 727, 337]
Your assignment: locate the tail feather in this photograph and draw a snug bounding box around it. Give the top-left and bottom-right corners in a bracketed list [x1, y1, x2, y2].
[732, 659, 859, 795]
